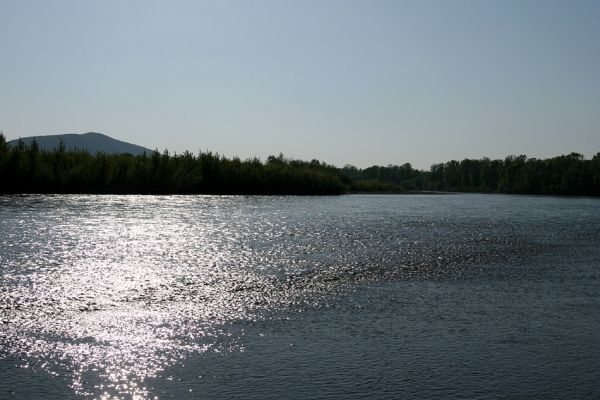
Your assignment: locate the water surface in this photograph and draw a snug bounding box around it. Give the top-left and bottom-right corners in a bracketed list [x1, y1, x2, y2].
[1, 194, 599, 399]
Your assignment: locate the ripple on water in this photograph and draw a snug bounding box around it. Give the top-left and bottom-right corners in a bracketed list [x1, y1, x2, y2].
[1, 194, 598, 398]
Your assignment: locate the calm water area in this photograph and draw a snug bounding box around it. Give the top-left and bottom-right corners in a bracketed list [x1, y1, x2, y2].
[0, 194, 599, 399]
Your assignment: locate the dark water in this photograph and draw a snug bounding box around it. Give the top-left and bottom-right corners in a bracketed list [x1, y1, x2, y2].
[0, 194, 599, 399]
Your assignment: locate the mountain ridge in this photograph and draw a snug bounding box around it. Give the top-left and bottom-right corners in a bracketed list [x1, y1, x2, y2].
[8, 132, 152, 155]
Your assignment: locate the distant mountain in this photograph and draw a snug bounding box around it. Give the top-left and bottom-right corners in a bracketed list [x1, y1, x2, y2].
[8, 132, 152, 156]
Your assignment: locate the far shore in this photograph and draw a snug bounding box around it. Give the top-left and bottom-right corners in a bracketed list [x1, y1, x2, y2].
[347, 190, 453, 195]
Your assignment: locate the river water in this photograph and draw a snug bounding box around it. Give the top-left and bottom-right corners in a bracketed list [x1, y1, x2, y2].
[0, 194, 599, 399]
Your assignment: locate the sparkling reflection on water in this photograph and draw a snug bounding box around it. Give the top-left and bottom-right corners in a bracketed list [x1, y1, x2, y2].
[1, 194, 599, 399]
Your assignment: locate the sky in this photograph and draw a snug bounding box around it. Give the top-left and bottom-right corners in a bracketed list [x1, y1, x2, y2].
[1, 0, 599, 170]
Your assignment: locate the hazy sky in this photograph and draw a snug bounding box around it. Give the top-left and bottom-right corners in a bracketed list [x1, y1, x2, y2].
[1, 0, 599, 169]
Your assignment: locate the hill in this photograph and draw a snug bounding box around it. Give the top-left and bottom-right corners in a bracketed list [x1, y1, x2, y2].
[8, 132, 152, 155]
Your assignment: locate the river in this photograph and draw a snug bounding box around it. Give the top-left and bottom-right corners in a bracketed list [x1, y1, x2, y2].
[1, 194, 599, 399]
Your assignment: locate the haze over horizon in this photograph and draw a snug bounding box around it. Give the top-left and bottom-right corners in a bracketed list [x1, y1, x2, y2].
[1, 0, 599, 170]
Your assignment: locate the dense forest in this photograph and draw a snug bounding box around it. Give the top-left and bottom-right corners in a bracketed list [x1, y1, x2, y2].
[1, 133, 599, 196]
[0, 134, 347, 195]
[345, 153, 600, 196]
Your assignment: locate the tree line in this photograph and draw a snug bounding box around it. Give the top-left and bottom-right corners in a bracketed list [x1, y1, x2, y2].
[0, 134, 347, 195]
[1, 132, 599, 196]
[344, 153, 600, 196]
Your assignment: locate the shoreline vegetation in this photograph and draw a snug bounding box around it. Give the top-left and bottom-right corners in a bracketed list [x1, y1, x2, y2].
[1, 133, 599, 196]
